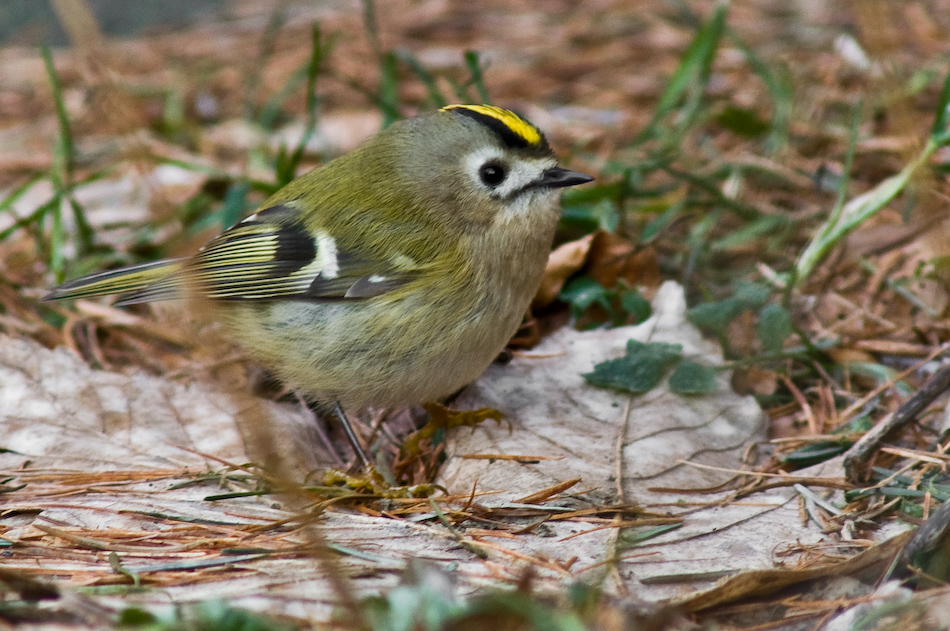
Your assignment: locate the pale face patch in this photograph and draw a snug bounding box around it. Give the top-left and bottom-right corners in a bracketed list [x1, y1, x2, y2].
[491, 186, 559, 227]
[462, 147, 557, 203]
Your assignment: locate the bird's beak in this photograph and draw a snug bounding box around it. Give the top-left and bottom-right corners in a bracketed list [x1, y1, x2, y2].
[537, 167, 594, 189]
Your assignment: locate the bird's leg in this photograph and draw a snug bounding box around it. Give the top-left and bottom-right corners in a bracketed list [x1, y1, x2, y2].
[332, 401, 370, 468]
[305, 400, 371, 469]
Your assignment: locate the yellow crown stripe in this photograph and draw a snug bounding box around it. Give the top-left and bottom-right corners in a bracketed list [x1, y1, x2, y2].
[441, 104, 542, 147]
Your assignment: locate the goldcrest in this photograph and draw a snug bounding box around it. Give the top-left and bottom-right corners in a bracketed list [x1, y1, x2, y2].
[47, 104, 593, 461]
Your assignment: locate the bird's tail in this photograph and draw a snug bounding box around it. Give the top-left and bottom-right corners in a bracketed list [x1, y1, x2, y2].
[44, 258, 188, 305]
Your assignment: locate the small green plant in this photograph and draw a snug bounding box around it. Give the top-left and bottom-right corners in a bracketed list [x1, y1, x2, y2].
[686, 281, 792, 356]
[583, 339, 718, 395]
[559, 277, 652, 328]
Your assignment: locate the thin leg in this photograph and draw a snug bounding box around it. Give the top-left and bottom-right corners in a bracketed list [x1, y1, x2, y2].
[333, 401, 370, 467]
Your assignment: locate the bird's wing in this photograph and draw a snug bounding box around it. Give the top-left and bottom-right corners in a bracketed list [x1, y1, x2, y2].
[129, 204, 417, 304]
[45, 204, 420, 305]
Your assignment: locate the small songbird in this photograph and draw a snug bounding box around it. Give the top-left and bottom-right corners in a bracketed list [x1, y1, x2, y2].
[46, 104, 593, 465]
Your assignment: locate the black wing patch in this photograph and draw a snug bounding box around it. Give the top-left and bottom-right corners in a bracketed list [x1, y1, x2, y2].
[186, 204, 415, 301]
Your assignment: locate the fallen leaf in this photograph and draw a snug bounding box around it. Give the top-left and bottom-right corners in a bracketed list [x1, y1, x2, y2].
[586, 230, 661, 291]
[676, 529, 913, 612]
[533, 233, 596, 309]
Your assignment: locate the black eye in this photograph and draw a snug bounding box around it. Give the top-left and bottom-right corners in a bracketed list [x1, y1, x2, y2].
[479, 162, 507, 187]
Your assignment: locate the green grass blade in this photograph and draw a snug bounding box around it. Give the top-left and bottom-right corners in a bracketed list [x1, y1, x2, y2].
[930, 58, 950, 137]
[635, 2, 727, 145]
[379, 51, 401, 127]
[41, 46, 74, 188]
[728, 30, 793, 153]
[49, 195, 65, 280]
[0, 173, 45, 242]
[67, 195, 95, 254]
[462, 50, 490, 104]
[361, 0, 382, 58]
[276, 24, 323, 186]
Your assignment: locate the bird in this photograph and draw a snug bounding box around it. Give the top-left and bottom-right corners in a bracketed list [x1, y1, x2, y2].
[45, 104, 594, 466]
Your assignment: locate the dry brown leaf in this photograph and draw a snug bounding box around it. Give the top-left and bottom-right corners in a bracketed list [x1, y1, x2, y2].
[532, 233, 595, 309]
[586, 230, 661, 292]
[0, 333, 327, 476]
[731, 366, 779, 397]
[676, 529, 913, 612]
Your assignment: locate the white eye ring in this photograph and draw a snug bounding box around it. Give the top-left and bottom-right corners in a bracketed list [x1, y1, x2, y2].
[464, 147, 557, 198]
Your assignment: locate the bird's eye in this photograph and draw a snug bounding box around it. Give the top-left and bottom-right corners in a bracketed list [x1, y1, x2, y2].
[479, 162, 507, 187]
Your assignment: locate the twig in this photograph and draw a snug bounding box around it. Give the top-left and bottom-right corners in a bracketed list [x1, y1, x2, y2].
[844, 359, 950, 482]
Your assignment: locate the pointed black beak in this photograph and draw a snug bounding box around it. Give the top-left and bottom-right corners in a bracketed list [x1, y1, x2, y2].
[537, 167, 594, 189]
